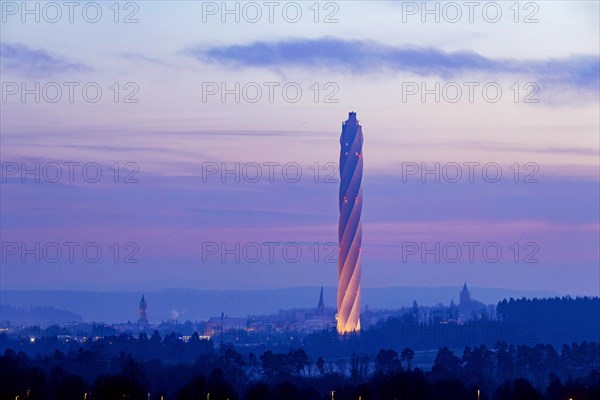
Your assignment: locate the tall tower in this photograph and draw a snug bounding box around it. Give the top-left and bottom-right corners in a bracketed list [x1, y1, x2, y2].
[138, 294, 148, 328]
[337, 111, 363, 334]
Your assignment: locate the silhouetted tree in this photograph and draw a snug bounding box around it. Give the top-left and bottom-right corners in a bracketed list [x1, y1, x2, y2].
[316, 356, 325, 375]
[176, 375, 206, 400]
[205, 368, 236, 400]
[432, 347, 462, 379]
[376, 349, 401, 373]
[401, 347, 415, 370]
[494, 378, 543, 400]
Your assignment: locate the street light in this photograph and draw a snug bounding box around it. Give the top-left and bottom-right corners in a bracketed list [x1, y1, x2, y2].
[331, 390, 335, 400]
[477, 389, 480, 400]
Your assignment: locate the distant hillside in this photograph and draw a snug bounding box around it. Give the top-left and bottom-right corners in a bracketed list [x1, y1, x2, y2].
[1, 286, 560, 323]
[0, 304, 82, 324]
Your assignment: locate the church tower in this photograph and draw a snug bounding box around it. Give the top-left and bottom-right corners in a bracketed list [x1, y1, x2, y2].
[459, 282, 471, 305]
[138, 294, 149, 328]
[317, 286, 325, 314]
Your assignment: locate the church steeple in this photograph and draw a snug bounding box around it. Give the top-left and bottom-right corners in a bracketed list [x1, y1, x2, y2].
[460, 282, 471, 305]
[317, 286, 325, 313]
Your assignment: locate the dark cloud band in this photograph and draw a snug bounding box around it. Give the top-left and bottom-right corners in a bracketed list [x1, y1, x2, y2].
[189, 37, 599, 89]
[1, 42, 90, 76]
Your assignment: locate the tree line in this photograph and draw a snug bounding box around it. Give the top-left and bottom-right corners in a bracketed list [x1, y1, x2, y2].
[1, 340, 599, 399]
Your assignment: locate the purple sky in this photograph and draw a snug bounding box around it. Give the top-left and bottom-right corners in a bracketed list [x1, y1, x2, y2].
[1, 1, 598, 296]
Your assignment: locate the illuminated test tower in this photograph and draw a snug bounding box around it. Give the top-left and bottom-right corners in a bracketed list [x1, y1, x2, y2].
[337, 111, 363, 334]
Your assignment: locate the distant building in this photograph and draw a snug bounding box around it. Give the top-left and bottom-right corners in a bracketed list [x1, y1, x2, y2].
[317, 286, 325, 314]
[457, 283, 487, 322]
[205, 316, 247, 337]
[138, 294, 149, 328]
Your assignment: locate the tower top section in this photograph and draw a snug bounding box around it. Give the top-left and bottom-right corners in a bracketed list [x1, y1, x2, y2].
[343, 111, 360, 126]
